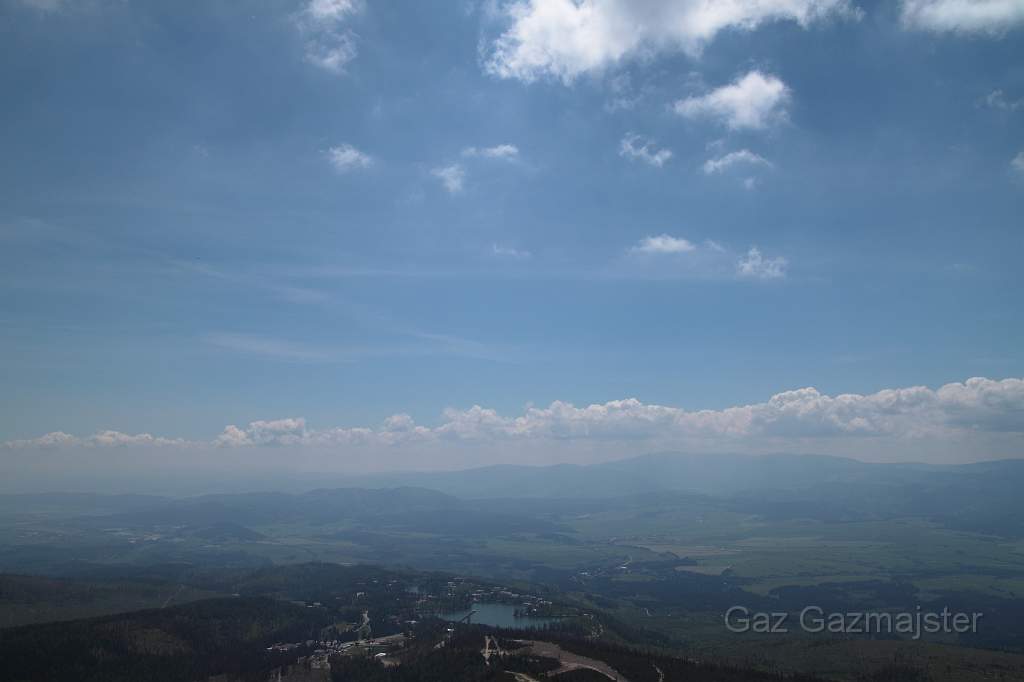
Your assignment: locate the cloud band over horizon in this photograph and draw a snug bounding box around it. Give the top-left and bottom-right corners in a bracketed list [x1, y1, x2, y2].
[5, 377, 1023, 468]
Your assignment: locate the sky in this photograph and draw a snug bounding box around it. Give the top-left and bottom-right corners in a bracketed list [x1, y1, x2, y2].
[1, 0, 1023, 486]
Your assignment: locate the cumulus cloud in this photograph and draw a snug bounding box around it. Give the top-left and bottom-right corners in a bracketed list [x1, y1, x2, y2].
[326, 144, 372, 172]
[622, 238, 788, 279]
[674, 71, 791, 130]
[703, 149, 773, 174]
[8, 379, 1024, 460]
[492, 243, 532, 258]
[737, 246, 788, 279]
[630, 234, 696, 254]
[5, 430, 187, 449]
[1012, 151, 1024, 175]
[483, 0, 859, 83]
[463, 144, 520, 160]
[901, 0, 1024, 34]
[983, 89, 1024, 111]
[619, 133, 673, 167]
[214, 418, 308, 447]
[432, 164, 466, 193]
[295, 0, 362, 73]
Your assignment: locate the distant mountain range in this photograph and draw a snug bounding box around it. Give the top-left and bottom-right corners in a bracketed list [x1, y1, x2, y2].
[4, 452, 1024, 535]
[345, 450, 1023, 497]
[339, 452, 1024, 535]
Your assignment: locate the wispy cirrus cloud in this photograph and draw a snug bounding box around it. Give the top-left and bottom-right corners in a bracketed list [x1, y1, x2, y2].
[205, 333, 339, 362]
[703, 149, 773, 174]
[432, 164, 466, 193]
[168, 260, 330, 306]
[619, 133, 673, 168]
[204, 330, 505, 364]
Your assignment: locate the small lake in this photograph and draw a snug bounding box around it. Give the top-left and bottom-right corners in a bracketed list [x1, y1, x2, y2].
[440, 602, 561, 629]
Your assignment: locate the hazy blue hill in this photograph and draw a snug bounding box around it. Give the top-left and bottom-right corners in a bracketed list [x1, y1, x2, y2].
[75, 486, 564, 538]
[348, 451, 1023, 497]
[341, 453, 1024, 535]
[594, 452, 875, 495]
[345, 452, 903, 498]
[302, 485, 465, 514]
[956, 458, 1024, 475]
[351, 463, 599, 498]
[7, 455, 1024, 538]
[98, 486, 465, 527]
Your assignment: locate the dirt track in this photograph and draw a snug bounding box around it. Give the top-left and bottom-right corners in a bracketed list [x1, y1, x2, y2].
[516, 639, 629, 681]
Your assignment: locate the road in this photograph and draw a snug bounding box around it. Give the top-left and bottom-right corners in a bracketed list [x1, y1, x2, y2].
[161, 584, 184, 609]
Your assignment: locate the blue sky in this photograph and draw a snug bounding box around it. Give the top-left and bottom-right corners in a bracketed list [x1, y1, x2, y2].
[1, 0, 1023, 476]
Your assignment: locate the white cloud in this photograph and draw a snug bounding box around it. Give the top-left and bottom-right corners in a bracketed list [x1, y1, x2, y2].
[305, 38, 358, 72]
[214, 418, 307, 448]
[703, 149, 773, 174]
[622, 238, 792, 279]
[463, 144, 520, 160]
[3, 431, 78, 449]
[89, 431, 187, 448]
[1012, 150, 1024, 175]
[326, 144, 372, 172]
[619, 133, 673, 167]
[492, 243, 532, 258]
[984, 89, 1024, 111]
[9, 379, 1024, 459]
[630, 234, 696, 254]
[674, 71, 791, 130]
[306, 0, 359, 21]
[483, 0, 859, 83]
[737, 246, 788, 279]
[4, 430, 187, 449]
[604, 73, 644, 111]
[295, 0, 362, 73]
[432, 164, 466, 193]
[901, 0, 1024, 34]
